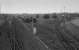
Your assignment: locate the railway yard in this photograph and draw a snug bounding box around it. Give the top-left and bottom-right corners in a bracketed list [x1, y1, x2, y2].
[0, 13, 79, 50]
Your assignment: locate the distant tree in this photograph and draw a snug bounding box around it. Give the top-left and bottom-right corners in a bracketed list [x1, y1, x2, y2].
[24, 18, 32, 23]
[36, 14, 39, 18]
[52, 14, 57, 19]
[33, 18, 37, 23]
[43, 14, 50, 19]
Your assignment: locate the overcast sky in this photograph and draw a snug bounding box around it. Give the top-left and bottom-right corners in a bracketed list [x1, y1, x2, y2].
[0, 0, 79, 14]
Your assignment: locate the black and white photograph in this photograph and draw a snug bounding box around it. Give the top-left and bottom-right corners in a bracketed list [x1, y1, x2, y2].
[0, 0, 79, 50]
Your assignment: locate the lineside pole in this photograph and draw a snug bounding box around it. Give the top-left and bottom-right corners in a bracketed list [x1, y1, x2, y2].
[0, 3, 1, 14]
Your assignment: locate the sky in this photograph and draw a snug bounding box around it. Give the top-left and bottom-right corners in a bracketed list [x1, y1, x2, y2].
[0, 0, 79, 14]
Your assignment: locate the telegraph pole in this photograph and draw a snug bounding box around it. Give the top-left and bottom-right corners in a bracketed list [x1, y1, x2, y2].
[0, 3, 1, 14]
